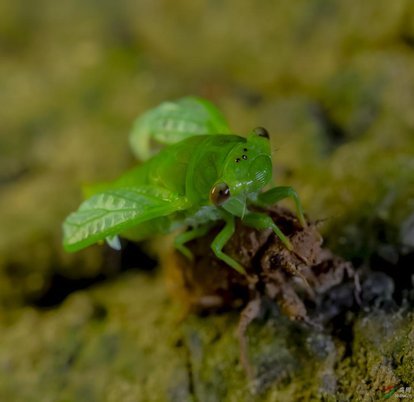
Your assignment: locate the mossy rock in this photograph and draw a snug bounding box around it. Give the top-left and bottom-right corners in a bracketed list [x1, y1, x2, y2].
[0, 2, 413, 399]
[0, 271, 412, 401]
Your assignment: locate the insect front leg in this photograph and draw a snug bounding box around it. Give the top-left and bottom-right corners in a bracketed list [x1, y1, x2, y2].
[256, 186, 307, 227]
[211, 213, 246, 275]
[174, 224, 214, 261]
[242, 211, 293, 251]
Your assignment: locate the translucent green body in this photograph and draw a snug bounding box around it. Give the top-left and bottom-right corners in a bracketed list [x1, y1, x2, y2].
[63, 130, 306, 274]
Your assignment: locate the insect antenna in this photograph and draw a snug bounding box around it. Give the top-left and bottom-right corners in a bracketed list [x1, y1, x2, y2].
[271, 146, 280, 156]
[312, 216, 336, 229]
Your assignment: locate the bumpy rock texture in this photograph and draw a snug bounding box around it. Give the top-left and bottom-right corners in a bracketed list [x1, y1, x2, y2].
[1, 1, 413, 400]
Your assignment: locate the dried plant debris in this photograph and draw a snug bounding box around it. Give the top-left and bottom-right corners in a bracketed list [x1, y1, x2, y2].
[164, 205, 358, 314]
[163, 205, 360, 377]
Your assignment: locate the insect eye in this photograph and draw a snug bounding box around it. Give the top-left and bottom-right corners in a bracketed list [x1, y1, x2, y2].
[210, 182, 231, 206]
[253, 127, 270, 139]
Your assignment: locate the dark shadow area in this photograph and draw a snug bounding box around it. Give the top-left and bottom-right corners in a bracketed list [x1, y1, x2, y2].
[309, 103, 347, 152]
[400, 33, 414, 50]
[369, 251, 414, 305]
[31, 241, 157, 308]
[0, 167, 30, 187]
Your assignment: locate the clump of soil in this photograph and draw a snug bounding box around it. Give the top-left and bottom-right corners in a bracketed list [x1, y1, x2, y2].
[162, 205, 360, 376]
[164, 205, 358, 317]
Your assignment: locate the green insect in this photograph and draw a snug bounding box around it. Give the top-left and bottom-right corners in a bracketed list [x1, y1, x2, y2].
[63, 126, 306, 275]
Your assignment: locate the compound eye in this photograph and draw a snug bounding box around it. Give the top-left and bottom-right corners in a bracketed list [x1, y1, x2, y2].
[253, 127, 270, 139]
[210, 182, 231, 206]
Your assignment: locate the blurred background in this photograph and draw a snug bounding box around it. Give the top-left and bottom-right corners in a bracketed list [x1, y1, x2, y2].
[1, 1, 414, 400]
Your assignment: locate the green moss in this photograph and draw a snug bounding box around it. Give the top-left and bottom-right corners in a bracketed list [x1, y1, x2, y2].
[0, 1, 413, 399]
[0, 273, 192, 402]
[336, 311, 414, 401]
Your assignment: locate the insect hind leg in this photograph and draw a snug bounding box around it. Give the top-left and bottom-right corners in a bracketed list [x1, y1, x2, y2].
[174, 224, 213, 261]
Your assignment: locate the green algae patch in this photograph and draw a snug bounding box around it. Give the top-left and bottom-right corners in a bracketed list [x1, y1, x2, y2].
[0, 1, 413, 400]
[0, 269, 358, 402]
[336, 311, 414, 401]
[0, 273, 191, 402]
[2, 0, 414, 308]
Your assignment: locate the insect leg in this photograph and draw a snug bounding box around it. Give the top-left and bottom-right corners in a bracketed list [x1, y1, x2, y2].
[174, 224, 213, 261]
[105, 235, 122, 250]
[242, 211, 293, 251]
[256, 186, 307, 227]
[211, 214, 246, 275]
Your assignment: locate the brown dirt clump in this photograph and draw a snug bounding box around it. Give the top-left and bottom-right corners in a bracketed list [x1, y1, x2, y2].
[162, 205, 360, 377]
[164, 205, 357, 315]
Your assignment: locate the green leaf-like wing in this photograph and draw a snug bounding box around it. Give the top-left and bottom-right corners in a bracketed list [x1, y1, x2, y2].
[63, 186, 189, 252]
[129, 96, 230, 160]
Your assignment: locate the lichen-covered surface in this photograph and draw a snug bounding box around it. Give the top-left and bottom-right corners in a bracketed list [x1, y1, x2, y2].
[1, 1, 413, 400]
[0, 271, 412, 401]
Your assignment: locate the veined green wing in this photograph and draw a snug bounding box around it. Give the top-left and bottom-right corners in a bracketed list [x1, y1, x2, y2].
[63, 186, 189, 252]
[129, 96, 230, 160]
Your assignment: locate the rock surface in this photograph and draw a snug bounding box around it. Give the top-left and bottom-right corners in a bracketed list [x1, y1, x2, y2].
[0, 0, 413, 400]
